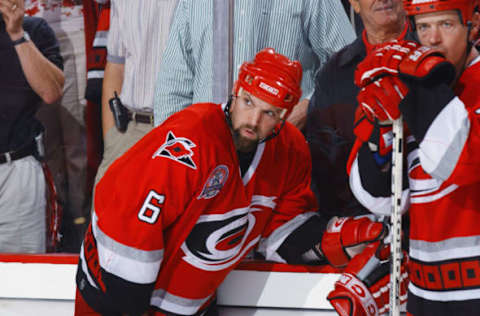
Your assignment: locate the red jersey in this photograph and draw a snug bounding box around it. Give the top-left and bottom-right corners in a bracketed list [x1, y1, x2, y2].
[350, 58, 480, 315]
[77, 103, 318, 315]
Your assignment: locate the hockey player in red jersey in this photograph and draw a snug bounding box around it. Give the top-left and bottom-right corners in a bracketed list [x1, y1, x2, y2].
[74, 48, 388, 316]
[348, 0, 480, 315]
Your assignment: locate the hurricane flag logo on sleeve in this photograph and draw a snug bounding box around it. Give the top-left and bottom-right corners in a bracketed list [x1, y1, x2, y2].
[152, 131, 197, 169]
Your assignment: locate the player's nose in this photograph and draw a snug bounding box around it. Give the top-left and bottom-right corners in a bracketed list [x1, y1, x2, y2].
[249, 109, 262, 127]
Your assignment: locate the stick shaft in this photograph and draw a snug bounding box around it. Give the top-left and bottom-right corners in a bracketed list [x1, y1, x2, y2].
[390, 118, 403, 316]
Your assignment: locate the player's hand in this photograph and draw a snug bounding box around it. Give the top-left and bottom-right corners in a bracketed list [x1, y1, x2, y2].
[0, 0, 25, 41]
[353, 106, 393, 154]
[327, 242, 409, 316]
[356, 75, 409, 122]
[398, 43, 456, 85]
[355, 40, 455, 88]
[320, 216, 387, 268]
[354, 41, 417, 88]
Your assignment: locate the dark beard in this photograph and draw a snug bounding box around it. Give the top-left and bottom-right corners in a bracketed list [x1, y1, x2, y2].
[232, 127, 259, 153]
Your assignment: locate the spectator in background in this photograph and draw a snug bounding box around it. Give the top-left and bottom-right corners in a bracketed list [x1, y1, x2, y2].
[0, 0, 64, 253]
[25, 0, 89, 252]
[153, 0, 355, 130]
[93, 0, 178, 190]
[305, 0, 412, 219]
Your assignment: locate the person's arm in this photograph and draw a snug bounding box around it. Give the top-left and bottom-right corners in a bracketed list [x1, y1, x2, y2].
[153, 0, 195, 126]
[255, 128, 386, 267]
[255, 128, 323, 263]
[101, 0, 125, 139]
[399, 80, 480, 187]
[287, 0, 355, 130]
[0, 0, 64, 104]
[286, 98, 309, 130]
[101, 61, 124, 138]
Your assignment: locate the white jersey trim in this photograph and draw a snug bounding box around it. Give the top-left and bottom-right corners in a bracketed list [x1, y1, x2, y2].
[349, 158, 410, 216]
[257, 212, 318, 263]
[410, 183, 458, 204]
[410, 236, 480, 262]
[251, 195, 277, 209]
[409, 282, 480, 302]
[92, 212, 163, 284]
[151, 288, 212, 314]
[79, 244, 99, 289]
[409, 236, 480, 262]
[95, 242, 162, 284]
[419, 96, 469, 181]
[409, 176, 440, 193]
[243, 142, 265, 185]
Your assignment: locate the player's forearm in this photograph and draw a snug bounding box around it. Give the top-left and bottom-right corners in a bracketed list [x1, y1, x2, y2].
[101, 61, 124, 139]
[14, 41, 64, 104]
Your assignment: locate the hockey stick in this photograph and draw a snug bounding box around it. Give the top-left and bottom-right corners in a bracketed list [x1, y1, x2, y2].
[389, 117, 403, 316]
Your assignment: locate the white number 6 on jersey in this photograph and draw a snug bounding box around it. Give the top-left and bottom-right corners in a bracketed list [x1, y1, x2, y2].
[138, 190, 165, 224]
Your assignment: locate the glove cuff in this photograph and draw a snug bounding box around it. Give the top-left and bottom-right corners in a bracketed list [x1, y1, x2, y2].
[321, 217, 351, 267]
[328, 273, 379, 316]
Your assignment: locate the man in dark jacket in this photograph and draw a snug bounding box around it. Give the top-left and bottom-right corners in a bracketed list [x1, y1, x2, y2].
[306, 0, 413, 220]
[0, 0, 64, 252]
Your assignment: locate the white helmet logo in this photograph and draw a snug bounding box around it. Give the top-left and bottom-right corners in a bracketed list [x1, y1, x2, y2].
[259, 82, 279, 96]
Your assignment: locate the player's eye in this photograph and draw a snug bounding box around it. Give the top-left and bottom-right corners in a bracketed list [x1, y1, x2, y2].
[416, 24, 429, 33]
[264, 110, 280, 121]
[441, 21, 453, 29]
[243, 97, 253, 106]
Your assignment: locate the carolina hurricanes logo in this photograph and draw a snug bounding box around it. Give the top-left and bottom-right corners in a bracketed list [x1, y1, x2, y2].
[152, 131, 197, 169]
[181, 207, 262, 271]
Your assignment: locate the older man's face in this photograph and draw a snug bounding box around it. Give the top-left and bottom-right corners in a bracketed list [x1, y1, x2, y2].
[350, 0, 405, 33]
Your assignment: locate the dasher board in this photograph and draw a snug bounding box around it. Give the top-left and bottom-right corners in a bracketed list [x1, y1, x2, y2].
[0, 254, 340, 314]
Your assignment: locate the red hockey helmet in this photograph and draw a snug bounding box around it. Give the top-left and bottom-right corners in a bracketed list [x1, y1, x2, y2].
[234, 48, 302, 118]
[403, 0, 478, 25]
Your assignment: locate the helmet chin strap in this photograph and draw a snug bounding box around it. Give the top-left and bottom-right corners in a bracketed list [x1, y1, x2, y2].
[260, 119, 286, 143]
[466, 21, 474, 55]
[224, 94, 234, 128]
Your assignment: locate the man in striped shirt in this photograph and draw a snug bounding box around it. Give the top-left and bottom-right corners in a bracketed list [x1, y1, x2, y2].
[153, 0, 355, 130]
[93, 0, 178, 196]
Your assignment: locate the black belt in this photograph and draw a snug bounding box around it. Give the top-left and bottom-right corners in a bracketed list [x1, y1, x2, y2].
[0, 142, 37, 164]
[127, 110, 154, 125]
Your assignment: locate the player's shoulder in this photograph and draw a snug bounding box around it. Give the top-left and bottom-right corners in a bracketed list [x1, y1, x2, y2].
[134, 103, 228, 169]
[457, 58, 480, 107]
[156, 102, 226, 141]
[276, 122, 310, 158]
